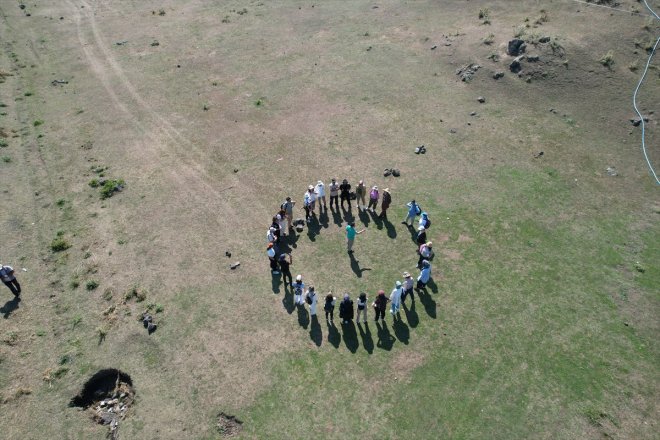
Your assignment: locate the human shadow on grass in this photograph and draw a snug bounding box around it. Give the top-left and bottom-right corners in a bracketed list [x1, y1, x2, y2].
[330, 207, 343, 228]
[342, 207, 355, 225]
[384, 218, 397, 239]
[402, 300, 419, 328]
[427, 277, 439, 294]
[375, 321, 395, 351]
[282, 285, 295, 314]
[407, 225, 418, 244]
[392, 314, 410, 345]
[271, 273, 282, 294]
[318, 209, 330, 229]
[349, 252, 372, 278]
[357, 322, 374, 354]
[285, 229, 299, 250]
[417, 287, 437, 319]
[327, 319, 341, 348]
[0, 296, 20, 319]
[297, 304, 309, 329]
[306, 217, 321, 242]
[358, 208, 370, 228]
[341, 321, 359, 353]
[309, 315, 322, 347]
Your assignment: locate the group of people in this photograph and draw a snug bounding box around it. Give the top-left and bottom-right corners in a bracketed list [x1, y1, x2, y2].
[265, 178, 437, 330]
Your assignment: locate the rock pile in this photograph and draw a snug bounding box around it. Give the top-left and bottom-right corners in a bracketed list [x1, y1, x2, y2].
[456, 64, 481, 82]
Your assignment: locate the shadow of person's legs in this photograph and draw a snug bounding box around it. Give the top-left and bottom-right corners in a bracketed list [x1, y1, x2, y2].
[0, 295, 21, 319]
[342, 321, 359, 353]
[357, 322, 374, 354]
[309, 315, 322, 347]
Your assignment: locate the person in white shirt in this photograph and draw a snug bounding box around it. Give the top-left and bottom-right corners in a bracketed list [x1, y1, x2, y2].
[0, 263, 21, 297]
[356, 292, 368, 323]
[303, 187, 316, 223]
[266, 243, 279, 274]
[305, 285, 318, 316]
[293, 275, 305, 306]
[390, 281, 403, 315]
[266, 227, 277, 244]
[401, 272, 415, 303]
[315, 180, 327, 212]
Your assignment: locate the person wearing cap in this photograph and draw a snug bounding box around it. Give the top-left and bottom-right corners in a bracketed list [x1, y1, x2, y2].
[372, 290, 389, 322]
[345, 222, 365, 253]
[315, 180, 327, 212]
[305, 285, 318, 316]
[355, 180, 367, 211]
[416, 225, 427, 246]
[401, 272, 414, 303]
[303, 187, 315, 223]
[339, 178, 352, 210]
[324, 293, 337, 321]
[266, 243, 279, 275]
[278, 253, 293, 286]
[356, 292, 368, 323]
[367, 185, 379, 213]
[417, 260, 432, 290]
[293, 275, 305, 305]
[0, 263, 21, 297]
[418, 211, 431, 230]
[403, 200, 420, 226]
[379, 188, 391, 219]
[339, 293, 355, 325]
[390, 281, 403, 315]
[282, 197, 295, 232]
[328, 178, 340, 210]
[418, 242, 434, 268]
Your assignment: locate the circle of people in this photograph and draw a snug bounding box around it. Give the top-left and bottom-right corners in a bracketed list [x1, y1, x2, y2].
[266, 178, 434, 326]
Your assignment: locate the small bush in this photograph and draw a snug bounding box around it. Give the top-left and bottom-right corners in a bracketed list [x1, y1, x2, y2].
[56, 199, 66, 207]
[482, 33, 495, 45]
[600, 50, 615, 68]
[70, 280, 80, 289]
[487, 52, 500, 62]
[1, 156, 10, 163]
[33, 120, 43, 127]
[88, 178, 99, 188]
[86, 280, 99, 291]
[100, 179, 125, 199]
[628, 60, 639, 71]
[534, 10, 548, 25]
[24, 92, 33, 97]
[125, 286, 147, 303]
[0, 140, 8, 148]
[50, 237, 71, 252]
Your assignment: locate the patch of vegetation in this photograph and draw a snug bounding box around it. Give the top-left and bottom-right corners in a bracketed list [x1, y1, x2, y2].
[56, 198, 66, 207]
[71, 315, 83, 329]
[96, 325, 108, 343]
[33, 120, 43, 127]
[100, 179, 125, 199]
[35, 329, 46, 337]
[24, 91, 33, 97]
[487, 52, 500, 62]
[534, 10, 548, 26]
[70, 280, 80, 289]
[88, 178, 100, 188]
[125, 286, 147, 303]
[628, 60, 638, 71]
[102, 288, 114, 301]
[254, 98, 264, 107]
[86, 280, 99, 291]
[3, 331, 18, 346]
[482, 33, 495, 45]
[478, 8, 490, 24]
[1, 156, 10, 163]
[221, 15, 230, 23]
[600, 50, 615, 68]
[203, 104, 209, 111]
[50, 237, 71, 252]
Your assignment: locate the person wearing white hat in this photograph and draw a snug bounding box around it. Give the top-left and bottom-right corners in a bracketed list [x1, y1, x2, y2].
[390, 281, 403, 315]
[0, 263, 21, 297]
[367, 185, 379, 213]
[328, 178, 340, 210]
[401, 272, 414, 303]
[379, 188, 391, 219]
[293, 275, 305, 306]
[315, 180, 327, 212]
[303, 186, 316, 223]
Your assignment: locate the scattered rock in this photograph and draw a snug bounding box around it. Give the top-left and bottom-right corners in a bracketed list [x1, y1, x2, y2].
[383, 168, 392, 176]
[216, 413, 243, 437]
[630, 117, 649, 127]
[115, 41, 128, 46]
[225, 251, 231, 258]
[606, 166, 618, 176]
[477, 96, 486, 103]
[470, 111, 477, 116]
[233, 168, 239, 173]
[456, 63, 481, 82]
[527, 55, 540, 62]
[51, 79, 68, 86]
[230, 262, 241, 270]
[493, 71, 504, 79]
[507, 39, 526, 56]
[150, 40, 159, 47]
[534, 151, 544, 158]
[509, 56, 523, 73]
[430, 45, 437, 50]
[19, 4, 26, 9]
[414, 145, 426, 154]
[539, 36, 551, 43]
[449, 128, 457, 134]
[391, 168, 401, 177]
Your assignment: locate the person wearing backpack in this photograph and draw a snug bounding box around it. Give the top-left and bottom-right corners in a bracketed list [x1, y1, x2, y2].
[390, 281, 403, 315]
[355, 180, 367, 211]
[305, 285, 318, 316]
[339, 293, 354, 325]
[367, 186, 379, 213]
[417, 260, 432, 290]
[339, 179, 352, 210]
[372, 290, 389, 322]
[324, 293, 336, 321]
[356, 292, 368, 323]
[328, 178, 340, 210]
[419, 212, 431, 230]
[293, 275, 305, 306]
[0, 263, 21, 297]
[379, 188, 391, 219]
[403, 200, 420, 226]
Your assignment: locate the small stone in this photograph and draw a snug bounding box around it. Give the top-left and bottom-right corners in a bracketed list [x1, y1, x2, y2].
[507, 39, 526, 56]
[477, 96, 485, 103]
[493, 71, 504, 79]
[430, 45, 437, 50]
[527, 55, 539, 62]
[539, 36, 551, 43]
[509, 56, 523, 73]
[449, 128, 457, 134]
[606, 167, 618, 176]
[470, 111, 477, 116]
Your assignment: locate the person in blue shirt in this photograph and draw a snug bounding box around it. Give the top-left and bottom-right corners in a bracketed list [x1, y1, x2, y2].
[402, 200, 420, 226]
[416, 260, 432, 289]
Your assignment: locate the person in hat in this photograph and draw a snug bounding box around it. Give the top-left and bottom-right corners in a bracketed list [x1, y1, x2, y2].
[390, 281, 403, 315]
[339, 178, 352, 210]
[266, 243, 279, 275]
[379, 188, 391, 219]
[339, 293, 355, 325]
[416, 225, 427, 246]
[303, 186, 315, 223]
[315, 180, 327, 212]
[324, 293, 337, 321]
[355, 180, 367, 211]
[278, 253, 293, 286]
[276, 212, 287, 238]
[328, 178, 340, 210]
[403, 200, 420, 226]
[346, 222, 365, 253]
[282, 197, 295, 232]
[417, 260, 432, 290]
[356, 292, 368, 323]
[293, 275, 305, 305]
[266, 227, 278, 245]
[418, 241, 434, 268]
[305, 285, 318, 316]
[401, 271, 414, 303]
[367, 185, 379, 213]
[418, 211, 431, 230]
[372, 290, 389, 322]
[0, 263, 21, 297]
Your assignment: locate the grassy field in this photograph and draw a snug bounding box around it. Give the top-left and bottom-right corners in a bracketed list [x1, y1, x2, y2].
[0, 0, 658, 439]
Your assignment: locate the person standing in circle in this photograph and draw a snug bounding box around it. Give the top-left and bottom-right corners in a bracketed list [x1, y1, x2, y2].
[278, 253, 293, 286]
[324, 293, 336, 321]
[390, 281, 403, 316]
[379, 188, 391, 219]
[418, 241, 433, 268]
[401, 272, 415, 303]
[293, 275, 305, 305]
[367, 185, 379, 213]
[416, 225, 427, 246]
[403, 200, 420, 226]
[339, 179, 352, 210]
[282, 197, 295, 233]
[303, 187, 314, 223]
[0, 263, 21, 297]
[417, 260, 432, 290]
[315, 180, 327, 212]
[345, 222, 365, 253]
[339, 293, 354, 325]
[266, 243, 279, 275]
[356, 292, 368, 323]
[355, 180, 367, 211]
[372, 290, 389, 322]
[328, 178, 340, 210]
[305, 285, 318, 316]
